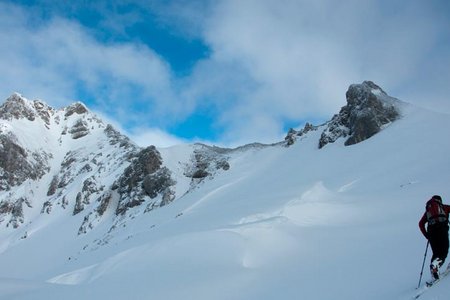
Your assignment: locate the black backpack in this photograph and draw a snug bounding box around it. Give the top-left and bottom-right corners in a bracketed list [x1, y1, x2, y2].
[426, 198, 448, 226]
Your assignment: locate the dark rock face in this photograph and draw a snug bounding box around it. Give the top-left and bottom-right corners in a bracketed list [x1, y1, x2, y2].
[184, 145, 230, 181]
[0, 94, 52, 191]
[0, 134, 50, 191]
[104, 125, 138, 152]
[0, 94, 36, 121]
[73, 176, 103, 215]
[142, 167, 175, 199]
[0, 197, 32, 228]
[118, 146, 162, 194]
[318, 113, 350, 149]
[284, 123, 318, 146]
[96, 192, 112, 216]
[77, 192, 113, 235]
[33, 100, 54, 126]
[115, 146, 176, 215]
[319, 81, 400, 148]
[64, 102, 88, 117]
[69, 119, 90, 139]
[41, 201, 52, 214]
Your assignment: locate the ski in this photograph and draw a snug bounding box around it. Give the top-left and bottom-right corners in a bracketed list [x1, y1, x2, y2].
[425, 279, 439, 287]
[414, 266, 450, 299]
[427, 266, 450, 287]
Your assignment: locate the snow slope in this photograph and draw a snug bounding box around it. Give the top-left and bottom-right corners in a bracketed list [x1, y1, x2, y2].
[0, 102, 449, 299]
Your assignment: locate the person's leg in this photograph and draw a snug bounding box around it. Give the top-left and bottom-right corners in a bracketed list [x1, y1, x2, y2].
[428, 226, 449, 279]
[429, 229, 442, 279]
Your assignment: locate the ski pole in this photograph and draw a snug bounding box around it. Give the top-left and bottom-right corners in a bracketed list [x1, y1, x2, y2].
[417, 240, 429, 289]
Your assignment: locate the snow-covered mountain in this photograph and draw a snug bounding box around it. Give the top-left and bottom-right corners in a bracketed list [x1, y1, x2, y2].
[0, 93, 233, 234]
[0, 81, 449, 300]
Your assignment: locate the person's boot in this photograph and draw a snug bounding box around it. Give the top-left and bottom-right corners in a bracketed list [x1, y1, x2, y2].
[430, 258, 443, 280]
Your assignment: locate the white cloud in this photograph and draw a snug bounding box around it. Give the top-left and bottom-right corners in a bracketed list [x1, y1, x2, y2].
[177, 0, 450, 143]
[0, 0, 449, 147]
[0, 2, 183, 124]
[92, 109, 186, 148]
[128, 127, 187, 148]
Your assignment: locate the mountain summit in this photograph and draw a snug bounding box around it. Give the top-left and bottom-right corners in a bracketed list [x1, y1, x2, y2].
[0, 93, 233, 232]
[285, 81, 402, 147]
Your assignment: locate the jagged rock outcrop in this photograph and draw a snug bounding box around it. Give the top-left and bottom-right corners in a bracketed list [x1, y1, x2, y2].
[0, 93, 56, 126]
[0, 95, 52, 190]
[33, 100, 54, 126]
[284, 81, 400, 148]
[319, 81, 399, 148]
[0, 134, 50, 191]
[73, 176, 104, 215]
[0, 93, 37, 121]
[78, 192, 113, 235]
[64, 102, 88, 117]
[41, 200, 52, 214]
[104, 125, 137, 152]
[284, 123, 318, 146]
[184, 145, 230, 182]
[69, 119, 90, 139]
[47, 176, 59, 196]
[0, 196, 32, 228]
[115, 146, 176, 215]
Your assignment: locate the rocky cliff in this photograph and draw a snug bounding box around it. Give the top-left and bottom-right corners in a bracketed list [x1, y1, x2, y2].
[285, 81, 401, 148]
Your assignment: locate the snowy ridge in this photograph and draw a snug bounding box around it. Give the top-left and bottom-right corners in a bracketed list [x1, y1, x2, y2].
[0, 93, 136, 232]
[0, 83, 449, 299]
[0, 93, 237, 239]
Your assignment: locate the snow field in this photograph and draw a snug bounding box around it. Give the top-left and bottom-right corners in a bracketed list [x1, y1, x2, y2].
[0, 104, 450, 299]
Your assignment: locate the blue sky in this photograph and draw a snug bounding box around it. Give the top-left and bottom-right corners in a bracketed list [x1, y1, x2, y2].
[0, 0, 449, 147]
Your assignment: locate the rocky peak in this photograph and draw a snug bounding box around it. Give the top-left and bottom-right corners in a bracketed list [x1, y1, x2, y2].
[284, 81, 401, 148]
[318, 81, 400, 148]
[346, 81, 388, 107]
[64, 102, 88, 117]
[0, 93, 37, 121]
[0, 93, 57, 126]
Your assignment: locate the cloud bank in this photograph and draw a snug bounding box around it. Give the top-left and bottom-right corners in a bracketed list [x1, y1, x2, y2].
[0, 0, 449, 147]
[182, 0, 450, 144]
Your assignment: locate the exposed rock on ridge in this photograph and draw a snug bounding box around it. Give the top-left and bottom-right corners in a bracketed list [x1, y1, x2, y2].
[319, 81, 399, 148]
[0, 133, 50, 191]
[0, 93, 56, 126]
[285, 81, 401, 148]
[115, 146, 176, 215]
[184, 144, 230, 181]
[64, 102, 88, 117]
[0, 196, 32, 228]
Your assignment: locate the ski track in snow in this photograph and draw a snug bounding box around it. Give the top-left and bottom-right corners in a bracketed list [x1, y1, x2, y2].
[181, 176, 248, 215]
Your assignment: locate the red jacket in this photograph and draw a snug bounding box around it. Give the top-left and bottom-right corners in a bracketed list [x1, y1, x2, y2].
[419, 202, 450, 238]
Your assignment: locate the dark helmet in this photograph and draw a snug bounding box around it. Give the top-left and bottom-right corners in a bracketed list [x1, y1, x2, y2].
[432, 195, 442, 203]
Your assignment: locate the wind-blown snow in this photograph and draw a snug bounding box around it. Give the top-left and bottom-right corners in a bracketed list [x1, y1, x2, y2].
[0, 103, 449, 300]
